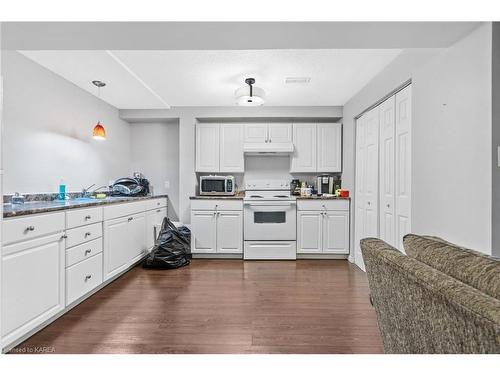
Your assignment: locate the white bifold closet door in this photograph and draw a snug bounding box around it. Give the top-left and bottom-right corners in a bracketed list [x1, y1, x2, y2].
[355, 84, 412, 268]
[354, 106, 380, 270]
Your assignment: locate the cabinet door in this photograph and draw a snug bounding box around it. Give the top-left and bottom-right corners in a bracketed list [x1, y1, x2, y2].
[128, 212, 147, 262]
[220, 123, 244, 172]
[291, 123, 317, 172]
[146, 208, 167, 249]
[317, 123, 342, 172]
[379, 96, 396, 247]
[297, 211, 322, 253]
[395, 85, 412, 251]
[268, 123, 292, 143]
[323, 211, 349, 254]
[1, 233, 65, 347]
[103, 216, 130, 280]
[196, 124, 220, 172]
[191, 210, 217, 253]
[244, 124, 268, 143]
[216, 211, 243, 253]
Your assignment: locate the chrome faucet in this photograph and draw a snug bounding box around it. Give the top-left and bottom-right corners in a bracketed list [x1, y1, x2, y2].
[82, 184, 109, 198]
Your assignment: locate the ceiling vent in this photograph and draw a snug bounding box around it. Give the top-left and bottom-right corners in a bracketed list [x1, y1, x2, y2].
[285, 77, 311, 84]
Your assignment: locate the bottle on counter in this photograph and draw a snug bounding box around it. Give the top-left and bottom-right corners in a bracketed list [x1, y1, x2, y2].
[59, 177, 66, 200]
[300, 181, 307, 197]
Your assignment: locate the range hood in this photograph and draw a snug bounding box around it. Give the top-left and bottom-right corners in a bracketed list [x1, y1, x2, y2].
[243, 142, 294, 155]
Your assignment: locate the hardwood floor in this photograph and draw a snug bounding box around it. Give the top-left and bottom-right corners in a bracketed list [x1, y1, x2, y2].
[11, 260, 383, 354]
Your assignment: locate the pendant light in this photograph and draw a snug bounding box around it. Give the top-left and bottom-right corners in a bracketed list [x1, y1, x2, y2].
[92, 80, 107, 140]
[235, 78, 265, 106]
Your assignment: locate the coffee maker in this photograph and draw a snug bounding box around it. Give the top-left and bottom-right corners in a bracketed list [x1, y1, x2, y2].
[316, 175, 341, 195]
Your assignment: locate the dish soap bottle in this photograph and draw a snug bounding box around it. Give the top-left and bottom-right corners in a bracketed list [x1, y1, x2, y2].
[59, 177, 66, 200]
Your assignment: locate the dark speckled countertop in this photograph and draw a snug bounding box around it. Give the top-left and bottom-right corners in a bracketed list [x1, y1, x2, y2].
[296, 195, 351, 200]
[190, 192, 245, 200]
[3, 195, 168, 218]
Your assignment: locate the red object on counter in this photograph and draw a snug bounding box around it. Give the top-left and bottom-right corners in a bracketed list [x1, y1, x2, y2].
[339, 189, 349, 198]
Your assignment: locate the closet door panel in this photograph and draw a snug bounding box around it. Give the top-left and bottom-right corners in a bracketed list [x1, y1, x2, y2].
[395, 85, 412, 251]
[363, 106, 380, 238]
[378, 96, 396, 247]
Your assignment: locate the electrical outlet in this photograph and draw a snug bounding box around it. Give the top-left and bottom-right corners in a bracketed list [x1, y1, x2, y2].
[164, 181, 170, 189]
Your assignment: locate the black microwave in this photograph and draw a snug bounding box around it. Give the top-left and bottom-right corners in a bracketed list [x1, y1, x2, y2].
[199, 175, 236, 196]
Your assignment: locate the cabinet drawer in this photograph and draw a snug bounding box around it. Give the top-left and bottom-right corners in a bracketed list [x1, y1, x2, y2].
[297, 200, 349, 211]
[145, 198, 167, 211]
[103, 201, 146, 221]
[3, 212, 65, 245]
[66, 222, 102, 248]
[190, 199, 243, 211]
[66, 237, 103, 267]
[66, 207, 103, 229]
[66, 253, 103, 305]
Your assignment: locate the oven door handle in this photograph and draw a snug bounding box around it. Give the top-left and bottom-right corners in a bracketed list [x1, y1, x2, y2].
[244, 201, 296, 207]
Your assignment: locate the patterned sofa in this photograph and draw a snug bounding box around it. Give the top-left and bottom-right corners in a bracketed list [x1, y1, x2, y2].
[360, 234, 500, 354]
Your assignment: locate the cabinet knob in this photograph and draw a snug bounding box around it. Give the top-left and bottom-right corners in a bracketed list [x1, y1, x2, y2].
[61, 234, 68, 239]
[367, 201, 371, 206]
[269, 139, 272, 143]
[156, 209, 161, 213]
[85, 249, 92, 255]
[85, 275, 92, 282]
[85, 232, 91, 237]
[25, 225, 35, 232]
[128, 217, 134, 221]
[85, 215, 92, 220]
[265, 139, 268, 143]
[386, 204, 390, 208]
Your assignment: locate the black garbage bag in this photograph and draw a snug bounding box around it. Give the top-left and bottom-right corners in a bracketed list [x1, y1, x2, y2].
[142, 217, 191, 269]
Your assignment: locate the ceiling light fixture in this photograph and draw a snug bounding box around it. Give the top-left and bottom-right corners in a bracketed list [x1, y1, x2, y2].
[92, 80, 107, 141]
[235, 78, 265, 106]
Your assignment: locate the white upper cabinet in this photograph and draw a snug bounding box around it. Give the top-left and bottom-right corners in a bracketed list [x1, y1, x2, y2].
[244, 123, 292, 144]
[290, 123, 342, 173]
[244, 124, 268, 143]
[220, 123, 244, 173]
[317, 123, 342, 172]
[291, 123, 317, 172]
[196, 123, 244, 173]
[268, 123, 292, 143]
[196, 124, 220, 172]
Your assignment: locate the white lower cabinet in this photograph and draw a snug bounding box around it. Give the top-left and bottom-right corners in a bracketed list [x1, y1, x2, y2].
[191, 210, 217, 253]
[103, 211, 147, 281]
[297, 200, 350, 255]
[66, 253, 103, 305]
[216, 211, 243, 253]
[297, 211, 323, 253]
[1, 232, 65, 348]
[190, 200, 243, 254]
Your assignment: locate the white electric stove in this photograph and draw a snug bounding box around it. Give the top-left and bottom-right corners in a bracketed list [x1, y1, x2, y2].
[243, 180, 297, 260]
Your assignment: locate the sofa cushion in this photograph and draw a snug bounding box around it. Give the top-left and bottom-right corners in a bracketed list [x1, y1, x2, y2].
[403, 234, 500, 300]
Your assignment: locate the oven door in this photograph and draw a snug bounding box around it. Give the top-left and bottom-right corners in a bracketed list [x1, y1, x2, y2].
[243, 201, 296, 241]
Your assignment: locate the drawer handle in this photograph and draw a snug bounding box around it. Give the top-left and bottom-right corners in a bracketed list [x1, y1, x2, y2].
[85, 274, 92, 282]
[85, 232, 92, 237]
[25, 225, 35, 232]
[84, 249, 92, 255]
[156, 209, 161, 213]
[84, 215, 92, 220]
[128, 217, 134, 221]
[61, 234, 68, 239]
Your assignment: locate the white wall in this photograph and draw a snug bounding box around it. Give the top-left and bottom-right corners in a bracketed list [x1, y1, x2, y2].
[412, 23, 492, 254]
[344, 23, 493, 260]
[129, 121, 180, 220]
[1, 51, 132, 194]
